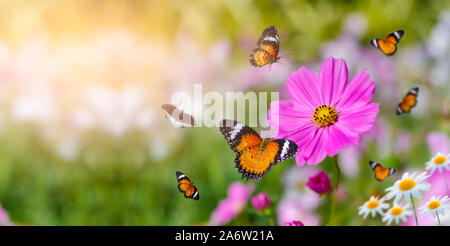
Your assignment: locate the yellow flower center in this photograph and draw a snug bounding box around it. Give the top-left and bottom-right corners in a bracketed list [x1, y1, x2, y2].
[433, 155, 447, 165]
[366, 200, 380, 209]
[398, 179, 416, 191]
[390, 207, 403, 216]
[428, 201, 441, 210]
[312, 105, 338, 127]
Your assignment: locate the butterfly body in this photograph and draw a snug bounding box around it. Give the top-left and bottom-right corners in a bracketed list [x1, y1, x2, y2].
[176, 171, 199, 200]
[249, 25, 280, 67]
[396, 87, 419, 115]
[220, 119, 298, 181]
[370, 30, 404, 56]
[369, 161, 396, 182]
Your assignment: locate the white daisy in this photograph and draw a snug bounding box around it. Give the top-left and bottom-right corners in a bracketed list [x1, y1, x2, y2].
[358, 196, 389, 219]
[382, 203, 413, 225]
[425, 152, 450, 174]
[385, 172, 431, 204]
[419, 195, 450, 218]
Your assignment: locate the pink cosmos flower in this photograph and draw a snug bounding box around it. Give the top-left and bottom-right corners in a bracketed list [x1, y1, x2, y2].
[251, 193, 271, 211]
[268, 57, 379, 166]
[306, 171, 331, 194]
[208, 182, 255, 226]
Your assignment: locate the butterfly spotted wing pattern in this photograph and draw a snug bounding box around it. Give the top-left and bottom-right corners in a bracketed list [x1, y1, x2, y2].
[162, 104, 196, 128]
[396, 87, 419, 115]
[176, 171, 199, 200]
[220, 120, 298, 181]
[370, 30, 404, 56]
[249, 25, 280, 67]
[368, 161, 396, 182]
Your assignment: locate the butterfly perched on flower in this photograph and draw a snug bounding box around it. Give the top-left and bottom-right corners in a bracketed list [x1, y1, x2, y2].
[370, 30, 404, 56]
[161, 104, 196, 128]
[176, 171, 199, 200]
[249, 25, 280, 67]
[396, 87, 419, 116]
[219, 119, 298, 182]
[369, 161, 396, 182]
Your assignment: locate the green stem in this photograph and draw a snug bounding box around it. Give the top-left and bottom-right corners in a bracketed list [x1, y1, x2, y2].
[410, 193, 419, 226]
[328, 155, 341, 226]
[436, 211, 441, 226]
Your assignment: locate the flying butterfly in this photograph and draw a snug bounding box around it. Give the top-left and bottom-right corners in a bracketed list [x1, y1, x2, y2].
[396, 87, 419, 116]
[368, 161, 396, 182]
[161, 104, 196, 128]
[176, 171, 199, 200]
[219, 119, 298, 182]
[249, 25, 280, 67]
[370, 30, 404, 56]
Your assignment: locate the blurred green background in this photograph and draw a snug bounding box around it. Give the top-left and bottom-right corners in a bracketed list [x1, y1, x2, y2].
[0, 0, 449, 225]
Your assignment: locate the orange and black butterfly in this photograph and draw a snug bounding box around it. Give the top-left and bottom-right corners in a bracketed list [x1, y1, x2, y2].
[370, 30, 404, 56]
[369, 161, 396, 182]
[396, 87, 419, 116]
[249, 25, 280, 67]
[219, 119, 298, 182]
[176, 171, 199, 200]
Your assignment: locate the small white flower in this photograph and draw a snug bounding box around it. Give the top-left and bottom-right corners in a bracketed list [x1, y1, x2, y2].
[385, 172, 431, 204]
[425, 152, 450, 174]
[358, 196, 389, 219]
[419, 196, 450, 218]
[382, 203, 413, 225]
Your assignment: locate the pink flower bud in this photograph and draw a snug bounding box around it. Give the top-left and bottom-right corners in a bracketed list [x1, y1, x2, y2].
[306, 171, 331, 194]
[251, 192, 271, 210]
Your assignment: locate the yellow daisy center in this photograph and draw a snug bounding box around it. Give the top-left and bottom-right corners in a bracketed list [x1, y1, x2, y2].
[433, 155, 447, 165]
[398, 179, 416, 191]
[428, 201, 441, 210]
[312, 105, 337, 127]
[366, 200, 380, 209]
[390, 207, 403, 216]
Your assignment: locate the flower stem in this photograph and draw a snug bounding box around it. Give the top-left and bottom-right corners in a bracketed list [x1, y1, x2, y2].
[328, 155, 341, 226]
[436, 211, 441, 226]
[410, 193, 419, 226]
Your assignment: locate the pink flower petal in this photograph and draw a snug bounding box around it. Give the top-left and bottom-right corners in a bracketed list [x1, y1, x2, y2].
[268, 100, 313, 133]
[319, 57, 348, 105]
[287, 67, 322, 110]
[337, 102, 380, 135]
[426, 132, 449, 155]
[335, 68, 376, 112]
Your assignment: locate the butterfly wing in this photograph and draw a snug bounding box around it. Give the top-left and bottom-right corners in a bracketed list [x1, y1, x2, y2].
[162, 104, 196, 128]
[219, 119, 262, 153]
[396, 87, 419, 115]
[235, 138, 298, 181]
[249, 48, 273, 67]
[368, 161, 396, 182]
[176, 171, 199, 200]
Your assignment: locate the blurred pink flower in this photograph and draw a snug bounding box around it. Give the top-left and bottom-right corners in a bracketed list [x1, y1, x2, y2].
[394, 131, 411, 154]
[426, 132, 449, 155]
[251, 193, 271, 211]
[208, 182, 255, 226]
[277, 198, 319, 226]
[268, 57, 379, 166]
[285, 220, 304, 226]
[0, 203, 12, 226]
[306, 171, 331, 194]
[339, 145, 362, 178]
